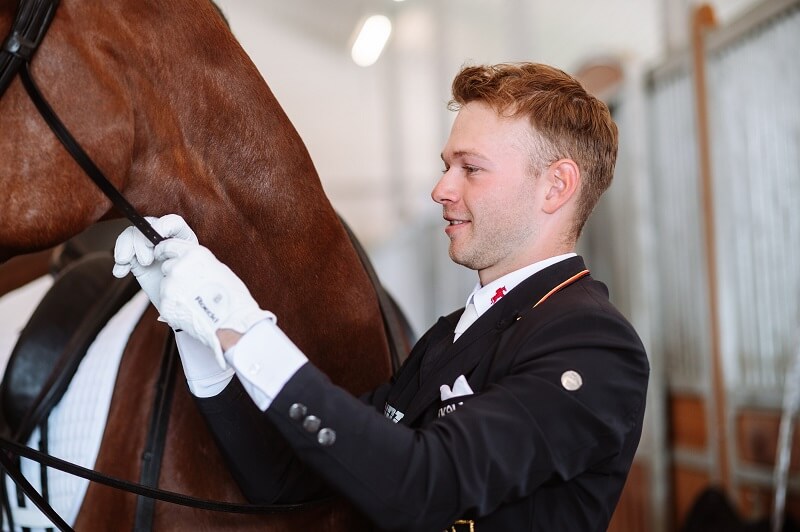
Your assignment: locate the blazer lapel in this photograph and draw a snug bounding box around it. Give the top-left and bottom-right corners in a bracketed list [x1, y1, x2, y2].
[384, 314, 456, 423]
[400, 256, 590, 425]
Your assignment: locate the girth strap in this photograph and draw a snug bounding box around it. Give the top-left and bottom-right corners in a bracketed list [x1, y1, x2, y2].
[133, 334, 178, 532]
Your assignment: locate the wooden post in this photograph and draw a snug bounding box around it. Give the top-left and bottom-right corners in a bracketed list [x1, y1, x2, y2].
[690, 4, 729, 493]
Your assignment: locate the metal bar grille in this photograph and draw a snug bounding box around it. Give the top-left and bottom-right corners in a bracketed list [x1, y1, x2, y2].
[707, 5, 800, 395]
[647, 69, 712, 390]
[646, 3, 800, 397]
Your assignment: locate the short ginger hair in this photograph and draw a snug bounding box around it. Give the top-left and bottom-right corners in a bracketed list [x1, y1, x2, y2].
[449, 62, 618, 239]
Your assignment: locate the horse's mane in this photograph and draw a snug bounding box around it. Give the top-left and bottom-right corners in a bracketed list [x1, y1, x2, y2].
[210, 1, 229, 27]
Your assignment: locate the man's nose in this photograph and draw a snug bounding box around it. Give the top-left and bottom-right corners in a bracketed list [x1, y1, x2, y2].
[431, 170, 458, 205]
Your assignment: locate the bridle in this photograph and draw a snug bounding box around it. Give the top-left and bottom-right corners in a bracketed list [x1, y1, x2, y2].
[0, 0, 56, 95]
[0, 0, 163, 245]
[0, 1, 330, 530]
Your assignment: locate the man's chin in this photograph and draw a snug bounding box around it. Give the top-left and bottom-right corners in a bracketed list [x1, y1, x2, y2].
[449, 248, 480, 271]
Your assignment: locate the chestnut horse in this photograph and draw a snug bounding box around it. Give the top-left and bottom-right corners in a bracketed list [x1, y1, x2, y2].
[0, 0, 394, 529]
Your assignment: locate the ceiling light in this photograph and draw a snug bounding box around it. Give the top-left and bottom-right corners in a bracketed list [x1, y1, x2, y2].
[351, 15, 392, 67]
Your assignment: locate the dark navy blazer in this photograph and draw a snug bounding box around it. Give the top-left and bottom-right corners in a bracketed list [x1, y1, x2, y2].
[196, 256, 650, 531]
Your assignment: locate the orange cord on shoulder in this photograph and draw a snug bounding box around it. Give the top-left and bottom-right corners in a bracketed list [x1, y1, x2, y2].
[531, 269, 590, 309]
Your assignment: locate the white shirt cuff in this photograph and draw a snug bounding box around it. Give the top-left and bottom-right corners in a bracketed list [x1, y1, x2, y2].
[225, 319, 308, 411]
[174, 331, 235, 398]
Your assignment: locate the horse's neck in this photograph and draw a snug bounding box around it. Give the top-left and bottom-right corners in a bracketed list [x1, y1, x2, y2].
[149, 91, 343, 313]
[120, 4, 338, 288]
[120, 3, 391, 391]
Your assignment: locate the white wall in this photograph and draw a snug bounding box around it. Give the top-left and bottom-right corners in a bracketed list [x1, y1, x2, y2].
[213, 0, 765, 332]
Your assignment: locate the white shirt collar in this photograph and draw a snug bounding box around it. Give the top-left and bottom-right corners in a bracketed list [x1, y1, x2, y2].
[464, 253, 577, 318]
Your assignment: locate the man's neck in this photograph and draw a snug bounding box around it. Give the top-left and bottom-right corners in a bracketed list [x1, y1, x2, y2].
[478, 245, 576, 286]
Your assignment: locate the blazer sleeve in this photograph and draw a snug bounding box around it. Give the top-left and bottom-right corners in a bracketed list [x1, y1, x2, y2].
[194, 377, 330, 503]
[194, 375, 397, 504]
[263, 306, 649, 531]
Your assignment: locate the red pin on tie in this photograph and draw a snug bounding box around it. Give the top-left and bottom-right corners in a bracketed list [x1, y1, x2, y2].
[490, 286, 507, 304]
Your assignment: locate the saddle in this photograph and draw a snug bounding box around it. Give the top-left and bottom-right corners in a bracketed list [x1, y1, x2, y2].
[0, 251, 139, 443]
[0, 242, 188, 531]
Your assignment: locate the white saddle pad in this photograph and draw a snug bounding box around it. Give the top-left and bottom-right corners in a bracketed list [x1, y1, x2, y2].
[0, 278, 149, 530]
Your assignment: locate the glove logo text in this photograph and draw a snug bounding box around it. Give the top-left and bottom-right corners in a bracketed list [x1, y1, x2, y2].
[195, 295, 220, 324]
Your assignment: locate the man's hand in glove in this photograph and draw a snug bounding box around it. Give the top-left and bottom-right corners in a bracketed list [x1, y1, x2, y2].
[154, 238, 275, 369]
[112, 214, 198, 311]
[113, 215, 237, 396]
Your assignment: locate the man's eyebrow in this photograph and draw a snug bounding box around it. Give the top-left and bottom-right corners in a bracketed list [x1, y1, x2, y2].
[441, 150, 488, 161]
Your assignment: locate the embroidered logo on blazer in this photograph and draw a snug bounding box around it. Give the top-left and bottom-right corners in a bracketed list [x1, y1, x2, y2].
[384, 403, 404, 423]
[438, 400, 464, 418]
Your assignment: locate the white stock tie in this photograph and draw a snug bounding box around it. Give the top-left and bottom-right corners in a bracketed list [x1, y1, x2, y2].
[453, 302, 478, 342]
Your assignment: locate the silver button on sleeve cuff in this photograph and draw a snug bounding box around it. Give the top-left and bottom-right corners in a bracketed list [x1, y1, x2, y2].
[317, 428, 336, 446]
[288, 403, 307, 420]
[302, 415, 321, 433]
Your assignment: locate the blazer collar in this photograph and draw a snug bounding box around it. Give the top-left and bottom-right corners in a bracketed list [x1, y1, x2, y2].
[452, 255, 588, 346]
[401, 256, 589, 424]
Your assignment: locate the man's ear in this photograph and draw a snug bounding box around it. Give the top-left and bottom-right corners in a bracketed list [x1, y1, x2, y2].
[543, 159, 580, 214]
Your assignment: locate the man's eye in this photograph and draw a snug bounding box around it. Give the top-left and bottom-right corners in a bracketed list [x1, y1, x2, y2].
[464, 165, 480, 173]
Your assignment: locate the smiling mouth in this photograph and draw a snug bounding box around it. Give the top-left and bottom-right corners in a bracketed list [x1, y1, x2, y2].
[444, 218, 470, 236]
[444, 212, 470, 224]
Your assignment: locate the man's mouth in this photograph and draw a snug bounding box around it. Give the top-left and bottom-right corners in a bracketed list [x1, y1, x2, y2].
[444, 212, 470, 224]
[444, 216, 470, 236]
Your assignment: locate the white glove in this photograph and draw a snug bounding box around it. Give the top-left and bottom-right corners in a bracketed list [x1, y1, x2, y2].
[112, 214, 198, 311]
[154, 238, 275, 369]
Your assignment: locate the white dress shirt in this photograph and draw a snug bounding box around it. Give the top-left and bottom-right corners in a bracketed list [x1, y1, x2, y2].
[452, 253, 576, 341]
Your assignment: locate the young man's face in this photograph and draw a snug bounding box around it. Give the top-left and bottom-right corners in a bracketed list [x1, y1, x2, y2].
[433, 101, 547, 284]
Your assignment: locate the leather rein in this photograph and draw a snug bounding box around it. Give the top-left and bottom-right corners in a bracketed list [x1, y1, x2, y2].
[1, 0, 405, 530]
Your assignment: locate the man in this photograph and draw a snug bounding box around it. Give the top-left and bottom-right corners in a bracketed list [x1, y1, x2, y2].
[114, 62, 649, 531]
